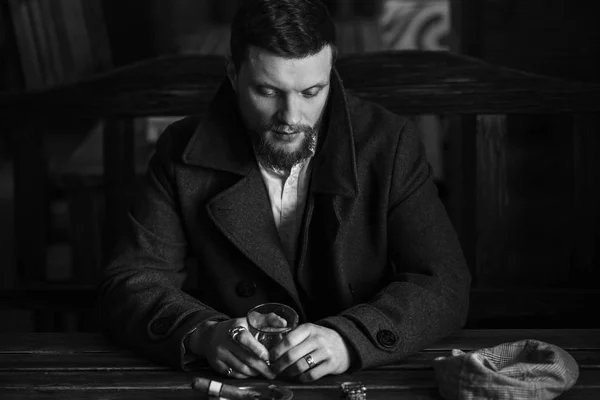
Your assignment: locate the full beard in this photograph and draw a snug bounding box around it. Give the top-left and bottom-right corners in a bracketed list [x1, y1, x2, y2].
[251, 121, 320, 171]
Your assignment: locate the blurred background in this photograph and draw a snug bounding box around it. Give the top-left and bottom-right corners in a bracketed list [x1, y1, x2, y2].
[1, 0, 599, 332]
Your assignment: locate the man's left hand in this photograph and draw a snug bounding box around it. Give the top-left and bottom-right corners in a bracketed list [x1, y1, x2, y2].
[269, 323, 355, 382]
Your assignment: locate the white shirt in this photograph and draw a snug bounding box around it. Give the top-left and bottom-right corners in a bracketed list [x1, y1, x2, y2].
[257, 159, 313, 267]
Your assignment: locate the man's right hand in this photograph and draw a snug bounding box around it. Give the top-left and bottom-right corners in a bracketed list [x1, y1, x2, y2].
[190, 318, 275, 379]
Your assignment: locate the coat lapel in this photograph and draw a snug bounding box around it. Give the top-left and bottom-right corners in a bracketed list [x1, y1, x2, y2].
[206, 165, 303, 311]
[182, 80, 303, 312]
[309, 67, 358, 198]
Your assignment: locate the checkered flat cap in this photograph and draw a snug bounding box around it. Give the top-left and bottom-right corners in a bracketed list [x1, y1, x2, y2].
[432, 339, 579, 400]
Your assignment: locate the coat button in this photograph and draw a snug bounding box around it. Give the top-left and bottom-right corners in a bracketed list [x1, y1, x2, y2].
[150, 317, 170, 335]
[235, 280, 257, 298]
[376, 329, 397, 348]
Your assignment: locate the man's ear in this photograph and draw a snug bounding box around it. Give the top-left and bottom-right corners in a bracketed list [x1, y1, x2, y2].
[225, 57, 237, 91]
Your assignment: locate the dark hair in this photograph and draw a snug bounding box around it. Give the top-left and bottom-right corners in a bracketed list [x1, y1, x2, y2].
[230, 0, 337, 70]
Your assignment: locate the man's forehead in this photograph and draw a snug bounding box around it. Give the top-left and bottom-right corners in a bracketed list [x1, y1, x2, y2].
[242, 45, 332, 87]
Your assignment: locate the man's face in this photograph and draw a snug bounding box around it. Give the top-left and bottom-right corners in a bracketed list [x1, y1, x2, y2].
[229, 45, 332, 170]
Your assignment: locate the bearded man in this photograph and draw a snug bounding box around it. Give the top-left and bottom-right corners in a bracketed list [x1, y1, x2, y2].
[98, 0, 471, 383]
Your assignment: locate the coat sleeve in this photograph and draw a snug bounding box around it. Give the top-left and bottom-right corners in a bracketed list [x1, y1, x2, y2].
[315, 119, 471, 370]
[96, 123, 229, 370]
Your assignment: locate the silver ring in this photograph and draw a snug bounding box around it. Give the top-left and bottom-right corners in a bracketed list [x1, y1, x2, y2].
[304, 354, 316, 369]
[226, 367, 233, 377]
[228, 325, 247, 342]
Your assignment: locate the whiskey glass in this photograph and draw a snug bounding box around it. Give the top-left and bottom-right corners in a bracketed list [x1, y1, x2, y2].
[246, 303, 299, 351]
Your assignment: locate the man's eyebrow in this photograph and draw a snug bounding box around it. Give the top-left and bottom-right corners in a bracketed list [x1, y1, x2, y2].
[302, 81, 329, 91]
[253, 82, 279, 89]
[252, 81, 330, 91]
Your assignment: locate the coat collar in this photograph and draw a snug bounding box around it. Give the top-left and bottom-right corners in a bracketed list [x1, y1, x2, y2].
[182, 67, 358, 198]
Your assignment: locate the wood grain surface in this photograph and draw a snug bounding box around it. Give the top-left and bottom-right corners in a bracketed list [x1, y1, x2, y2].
[1, 330, 599, 399]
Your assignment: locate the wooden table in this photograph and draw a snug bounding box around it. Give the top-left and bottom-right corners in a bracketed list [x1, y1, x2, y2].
[1, 330, 599, 399]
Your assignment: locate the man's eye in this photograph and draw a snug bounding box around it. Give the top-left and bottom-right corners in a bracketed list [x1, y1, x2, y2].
[257, 87, 277, 97]
[302, 89, 320, 98]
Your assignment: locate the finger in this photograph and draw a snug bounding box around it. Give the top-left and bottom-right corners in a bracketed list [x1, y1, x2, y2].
[213, 359, 251, 380]
[236, 329, 270, 362]
[247, 311, 263, 328]
[264, 312, 288, 328]
[269, 324, 311, 362]
[282, 348, 326, 378]
[232, 331, 276, 379]
[217, 346, 260, 378]
[247, 311, 287, 329]
[297, 359, 332, 382]
[270, 338, 318, 375]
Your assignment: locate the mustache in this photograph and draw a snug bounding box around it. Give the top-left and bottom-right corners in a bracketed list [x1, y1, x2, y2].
[263, 123, 314, 135]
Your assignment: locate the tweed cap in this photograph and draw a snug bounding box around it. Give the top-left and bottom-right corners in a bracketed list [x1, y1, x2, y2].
[432, 339, 579, 400]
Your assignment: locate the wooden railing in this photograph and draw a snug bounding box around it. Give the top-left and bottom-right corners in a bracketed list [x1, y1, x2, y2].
[1, 50, 599, 331]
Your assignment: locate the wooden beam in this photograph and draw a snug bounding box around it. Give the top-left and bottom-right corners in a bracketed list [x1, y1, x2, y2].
[2, 52, 600, 118]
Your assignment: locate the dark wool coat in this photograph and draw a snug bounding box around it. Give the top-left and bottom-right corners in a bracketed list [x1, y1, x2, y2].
[97, 69, 471, 372]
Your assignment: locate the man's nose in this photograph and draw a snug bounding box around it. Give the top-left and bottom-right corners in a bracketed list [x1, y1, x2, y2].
[276, 95, 302, 126]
